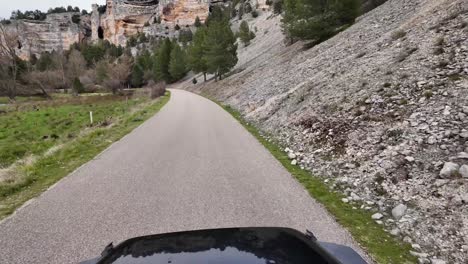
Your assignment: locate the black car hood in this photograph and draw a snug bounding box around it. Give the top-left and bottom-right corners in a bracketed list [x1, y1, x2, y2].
[93, 227, 342, 264]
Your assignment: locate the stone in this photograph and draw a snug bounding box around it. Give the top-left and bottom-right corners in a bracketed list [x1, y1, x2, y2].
[439, 162, 459, 178]
[460, 132, 468, 138]
[341, 198, 349, 203]
[457, 152, 468, 159]
[405, 156, 415, 162]
[390, 228, 400, 236]
[418, 258, 430, 264]
[291, 160, 298, 166]
[410, 251, 429, 258]
[371, 213, 383, 220]
[392, 204, 407, 220]
[412, 244, 422, 251]
[288, 153, 297, 159]
[430, 259, 446, 264]
[459, 165, 468, 178]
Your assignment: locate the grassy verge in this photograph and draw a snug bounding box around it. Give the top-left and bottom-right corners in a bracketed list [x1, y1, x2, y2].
[211, 100, 417, 264]
[0, 92, 170, 220]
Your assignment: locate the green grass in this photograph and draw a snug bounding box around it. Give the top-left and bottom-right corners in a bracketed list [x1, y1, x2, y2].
[0, 95, 139, 168]
[0, 92, 170, 220]
[211, 101, 417, 264]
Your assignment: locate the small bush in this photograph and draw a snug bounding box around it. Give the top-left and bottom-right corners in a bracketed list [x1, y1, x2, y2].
[148, 81, 166, 99]
[144, 21, 150, 27]
[251, 10, 259, 18]
[192, 78, 198, 84]
[273, 0, 283, 14]
[391, 30, 406, 40]
[174, 24, 180, 31]
[71, 14, 81, 24]
[434, 37, 445, 46]
[424, 90, 433, 99]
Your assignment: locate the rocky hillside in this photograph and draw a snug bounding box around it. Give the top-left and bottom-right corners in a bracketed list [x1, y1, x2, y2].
[183, 0, 468, 263]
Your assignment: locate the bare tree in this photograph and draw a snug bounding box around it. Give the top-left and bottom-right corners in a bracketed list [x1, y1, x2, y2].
[0, 23, 20, 99]
[24, 70, 66, 99]
[104, 56, 132, 94]
[66, 49, 86, 94]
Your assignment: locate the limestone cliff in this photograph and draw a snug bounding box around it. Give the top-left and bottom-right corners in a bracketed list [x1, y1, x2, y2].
[8, 13, 88, 60]
[9, 0, 210, 58]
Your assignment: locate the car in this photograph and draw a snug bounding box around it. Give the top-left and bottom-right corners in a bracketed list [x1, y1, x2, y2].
[80, 227, 367, 264]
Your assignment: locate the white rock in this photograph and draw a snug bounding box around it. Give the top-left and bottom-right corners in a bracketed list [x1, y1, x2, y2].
[439, 162, 459, 178]
[431, 259, 446, 264]
[457, 152, 468, 159]
[418, 258, 430, 264]
[459, 165, 468, 178]
[392, 204, 408, 220]
[371, 213, 383, 220]
[288, 153, 297, 159]
[410, 251, 428, 258]
[291, 159, 297, 166]
[390, 228, 400, 236]
[405, 156, 415, 162]
[412, 244, 422, 251]
[341, 198, 349, 203]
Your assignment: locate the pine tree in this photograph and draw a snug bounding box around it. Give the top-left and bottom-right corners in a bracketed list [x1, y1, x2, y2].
[169, 44, 188, 81]
[238, 20, 253, 46]
[194, 16, 202, 27]
[203, 20, 238, 80]
[153, 38, 173, 82]
[282, 0, 360, 42]
[188, 27, 208, 81]
[131, 64, 144, 87]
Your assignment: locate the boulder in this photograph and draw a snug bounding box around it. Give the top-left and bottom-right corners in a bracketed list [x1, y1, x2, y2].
[392, 204, 407, 220]
[439, 162, 459, 178]
[459, 165, 468, 178]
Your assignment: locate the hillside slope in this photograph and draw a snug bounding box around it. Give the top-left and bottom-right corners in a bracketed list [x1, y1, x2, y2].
[182, 0, 468, 263]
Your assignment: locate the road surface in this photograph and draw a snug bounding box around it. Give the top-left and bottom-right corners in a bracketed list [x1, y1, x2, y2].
[0, 89, 368, 263]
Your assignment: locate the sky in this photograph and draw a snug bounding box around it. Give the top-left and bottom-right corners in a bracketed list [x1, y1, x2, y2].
[0, 0, 105, 19]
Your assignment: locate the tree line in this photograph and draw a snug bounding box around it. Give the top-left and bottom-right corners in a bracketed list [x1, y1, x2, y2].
[8, 6, 88, 22]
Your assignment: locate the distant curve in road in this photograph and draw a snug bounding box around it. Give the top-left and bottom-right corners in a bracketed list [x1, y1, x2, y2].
[0, 89, 369, 263]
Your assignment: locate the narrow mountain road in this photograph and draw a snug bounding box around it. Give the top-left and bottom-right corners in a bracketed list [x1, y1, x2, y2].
[0, 89, 368, 263]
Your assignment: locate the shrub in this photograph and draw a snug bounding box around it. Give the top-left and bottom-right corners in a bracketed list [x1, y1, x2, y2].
[424, 90, 433, 99]
[251, 10, 259, 18]
[72, 78, 85, 94]
[273, 0, 283, 14]
[391, 30, 406, 40]
[244, 3, 253, 13]
[148, 81, 166, 99]
[71, 14, 81, 24]
[174, 24, 181, 31]
[144, 21, 150, 27]
[192, 78, 198, 84]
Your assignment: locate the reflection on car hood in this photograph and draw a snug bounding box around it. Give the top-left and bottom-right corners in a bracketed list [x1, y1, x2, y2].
[97, 227, 339, 264]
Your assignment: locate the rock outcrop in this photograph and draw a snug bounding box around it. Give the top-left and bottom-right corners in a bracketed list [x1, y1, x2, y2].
[183, 0, 468, 262]
[8, 0, 210, 58]
[8, 13, 87, 60]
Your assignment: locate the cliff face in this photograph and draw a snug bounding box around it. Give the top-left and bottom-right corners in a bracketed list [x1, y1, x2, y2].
[9, 13, 86, 60]
[92, 0, 209, 46]
[10, 0, 210, 58]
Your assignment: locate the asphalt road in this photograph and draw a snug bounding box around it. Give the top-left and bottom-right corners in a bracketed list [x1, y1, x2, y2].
[0, 89, 368, 263]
